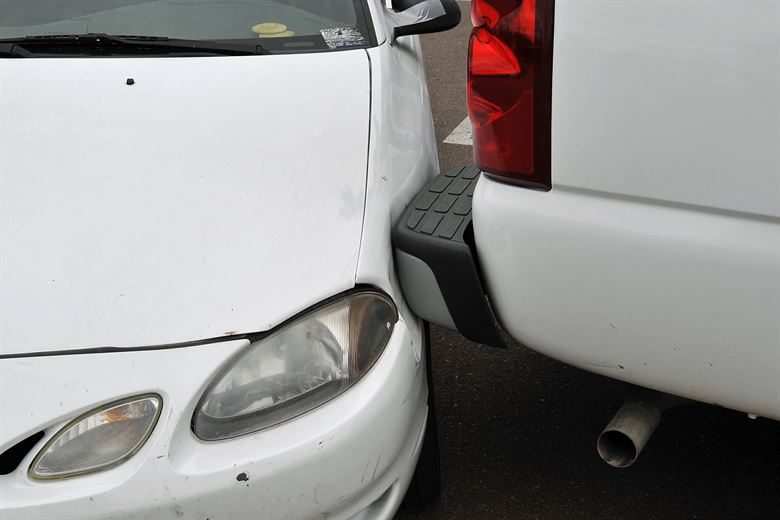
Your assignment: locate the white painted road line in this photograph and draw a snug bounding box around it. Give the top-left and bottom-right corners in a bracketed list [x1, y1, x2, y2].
[443, 116, 472, 146]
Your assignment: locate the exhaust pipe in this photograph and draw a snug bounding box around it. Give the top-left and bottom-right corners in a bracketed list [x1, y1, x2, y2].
[597, 390, 680, 468]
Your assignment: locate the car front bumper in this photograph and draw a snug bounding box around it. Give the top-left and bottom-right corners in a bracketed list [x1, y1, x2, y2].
[0, 318, 427, 520]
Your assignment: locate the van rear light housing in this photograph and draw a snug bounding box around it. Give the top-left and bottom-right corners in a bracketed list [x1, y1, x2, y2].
[468, 0, 554, 190]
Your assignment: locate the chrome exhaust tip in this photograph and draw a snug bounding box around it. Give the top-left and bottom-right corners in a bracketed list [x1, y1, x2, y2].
[597, 390, 680, 468]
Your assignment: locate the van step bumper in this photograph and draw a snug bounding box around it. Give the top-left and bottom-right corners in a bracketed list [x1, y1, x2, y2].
[392, 165, 506, 348]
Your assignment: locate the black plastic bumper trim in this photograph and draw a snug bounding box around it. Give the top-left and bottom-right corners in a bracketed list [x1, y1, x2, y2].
[393, 165, 507, 348]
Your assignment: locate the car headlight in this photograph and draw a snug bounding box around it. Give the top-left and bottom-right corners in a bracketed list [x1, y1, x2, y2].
[193, 291, 398, 441]
[29, 395, 162, 480]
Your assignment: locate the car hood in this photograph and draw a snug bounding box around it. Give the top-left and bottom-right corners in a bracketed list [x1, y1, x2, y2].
[0, 51, 370, 356]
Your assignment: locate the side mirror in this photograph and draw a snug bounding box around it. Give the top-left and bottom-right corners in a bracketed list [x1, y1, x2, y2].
[388, 0, 461, 40]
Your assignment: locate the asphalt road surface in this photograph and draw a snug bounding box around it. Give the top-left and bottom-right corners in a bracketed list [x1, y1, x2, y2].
[396, 3, 780, 519]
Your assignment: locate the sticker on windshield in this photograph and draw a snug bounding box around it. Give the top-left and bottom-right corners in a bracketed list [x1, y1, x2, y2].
[320, 27, 368, 49]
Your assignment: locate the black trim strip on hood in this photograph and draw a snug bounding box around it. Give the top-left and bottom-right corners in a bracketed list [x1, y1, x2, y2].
[0, 333, 256, 360]
[0, 286, 390, 360]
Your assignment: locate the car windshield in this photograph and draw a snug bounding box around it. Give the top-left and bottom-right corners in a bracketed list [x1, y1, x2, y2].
[0, 0, 373, 53]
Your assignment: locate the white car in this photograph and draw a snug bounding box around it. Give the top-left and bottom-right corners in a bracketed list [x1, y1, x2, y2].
[0, 1, 459, 519]
[395, 0, 779, 468]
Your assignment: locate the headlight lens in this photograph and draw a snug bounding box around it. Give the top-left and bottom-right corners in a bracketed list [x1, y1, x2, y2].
[30, 395, 161, 479]
[193, 292, 398, 441]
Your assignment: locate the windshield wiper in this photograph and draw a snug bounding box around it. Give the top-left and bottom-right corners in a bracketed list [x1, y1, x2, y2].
[0, 33, 270, 57]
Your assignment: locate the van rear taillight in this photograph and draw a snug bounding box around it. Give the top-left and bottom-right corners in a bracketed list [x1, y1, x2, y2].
[468, 0, 554, 190]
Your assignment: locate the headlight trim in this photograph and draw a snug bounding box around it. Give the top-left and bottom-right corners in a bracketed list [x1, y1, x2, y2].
[192, 289, 398, 441]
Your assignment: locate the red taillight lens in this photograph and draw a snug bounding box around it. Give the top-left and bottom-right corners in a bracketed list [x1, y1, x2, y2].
[468, 0, 554, 190]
